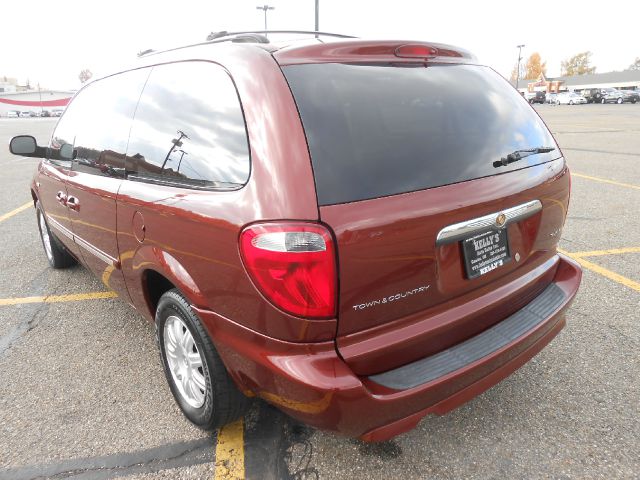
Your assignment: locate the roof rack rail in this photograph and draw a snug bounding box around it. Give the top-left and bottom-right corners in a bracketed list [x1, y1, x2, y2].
[137, 48, 155, 57]
[137, 30, 358, 59]
[205, 30, 356, 42]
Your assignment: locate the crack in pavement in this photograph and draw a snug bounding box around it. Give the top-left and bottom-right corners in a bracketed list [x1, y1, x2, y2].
[0, 265, 84, 358]
[0, 437, 214, 480]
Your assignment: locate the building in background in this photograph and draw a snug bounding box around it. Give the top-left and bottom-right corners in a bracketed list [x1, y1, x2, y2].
[518, 70, 640, 94]
[0, 90, 74, 116]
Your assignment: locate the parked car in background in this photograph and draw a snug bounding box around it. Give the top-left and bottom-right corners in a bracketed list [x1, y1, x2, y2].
[8, 32, 581, 441]
[51, 109, 64, 117]
[40, 110, 51, 117]
[7, 110, 19, 118]
[19, 111, 32, 118]
[546, 93, 558, 104]
[555, 92, 587, 105]
[600, 88, 626, 104]
[621, 90, 639, 104]
[524, 91, 546, 104]
[580, 88, 602, 103]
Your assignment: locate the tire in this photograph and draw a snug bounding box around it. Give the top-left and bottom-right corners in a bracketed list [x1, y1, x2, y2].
[617, 97, 623, 104]
[601, 98, 606, 104]
[569, 100, 574, 105]
[36, 201, 76, 268]
[156, 289, 250, 430]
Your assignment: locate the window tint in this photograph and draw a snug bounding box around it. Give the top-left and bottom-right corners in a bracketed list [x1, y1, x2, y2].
[49, 96, 80, 166]
[125, 61, 250, 190]
[69, 70, 149, 177]
[283, 63, 560, 205]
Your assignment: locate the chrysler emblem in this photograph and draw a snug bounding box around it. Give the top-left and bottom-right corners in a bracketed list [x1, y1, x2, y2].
[496, 213, 507, 227]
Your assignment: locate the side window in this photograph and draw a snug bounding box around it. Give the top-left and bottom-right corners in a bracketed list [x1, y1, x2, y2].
[69, 69, 150, 178]
[126, 61, 250, 190]
[49, 95, 81, 167]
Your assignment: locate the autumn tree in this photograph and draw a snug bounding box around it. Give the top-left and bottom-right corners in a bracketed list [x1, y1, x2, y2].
[561, 52, 596, 76]
[628, 57, 640, 71]
[78, 69, 93, 84]
[524, 52, 547, 80]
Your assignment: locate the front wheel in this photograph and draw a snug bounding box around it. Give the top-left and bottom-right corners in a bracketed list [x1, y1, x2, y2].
[156, 289, 250, 430]
[617, 97, 623, 104]
[36, 201, 76, 268]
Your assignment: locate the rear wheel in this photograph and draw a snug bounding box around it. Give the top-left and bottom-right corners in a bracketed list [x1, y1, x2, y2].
[36, 202, 76, 268]
[156, 289, 250, 430]
[617, 97, 623, 104]
[569, 100, 574, 105]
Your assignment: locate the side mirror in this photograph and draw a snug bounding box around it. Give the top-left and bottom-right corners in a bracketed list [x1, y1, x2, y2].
[9, 135, 38, 156]
[60, 143, 75, 160]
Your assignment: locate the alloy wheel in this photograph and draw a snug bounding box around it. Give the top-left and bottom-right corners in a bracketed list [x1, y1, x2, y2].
[164, 315, 207, 408]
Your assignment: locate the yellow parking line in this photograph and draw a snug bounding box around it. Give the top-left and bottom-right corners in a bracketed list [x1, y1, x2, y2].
[571, 173, 640, 191]
[0, 201, 32, 223]
[0, 291, 118, 306]
[569, 246, 640, 258]
[560, 249, 640, 293]
[214, 418, 245, 479]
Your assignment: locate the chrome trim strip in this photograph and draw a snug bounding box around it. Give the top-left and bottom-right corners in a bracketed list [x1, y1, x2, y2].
[73, 235, 120, 268]
[46, 215, 74, 241]
[436, 200, 542, 246]
[46, 214, 120, 268]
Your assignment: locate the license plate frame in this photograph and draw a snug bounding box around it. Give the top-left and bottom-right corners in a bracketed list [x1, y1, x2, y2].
[462, 228, 511, 279]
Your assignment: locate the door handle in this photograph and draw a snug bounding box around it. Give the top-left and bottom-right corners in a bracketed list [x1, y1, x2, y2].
[67, 196, 80, 211]
[56, 191, 67, 205]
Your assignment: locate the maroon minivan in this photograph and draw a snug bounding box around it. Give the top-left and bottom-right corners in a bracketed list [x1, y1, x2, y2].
[10, 32, 581, 441]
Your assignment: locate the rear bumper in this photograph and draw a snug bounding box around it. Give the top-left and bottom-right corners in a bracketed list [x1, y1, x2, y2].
[195, 253, 581, 441]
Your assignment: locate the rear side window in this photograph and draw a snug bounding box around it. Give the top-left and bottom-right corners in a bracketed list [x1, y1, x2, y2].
[283, 63, 560, 205]
[126, 61, 250, 190]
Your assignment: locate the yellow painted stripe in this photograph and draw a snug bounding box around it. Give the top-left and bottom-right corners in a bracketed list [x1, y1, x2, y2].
[569, 246, 640, 258]
[572, 172, 640, 191]
[214, 418, 245, 479]
[0, 201, 32, 223]
[0, 291, 118, 306]
[560, 249, 640, 293]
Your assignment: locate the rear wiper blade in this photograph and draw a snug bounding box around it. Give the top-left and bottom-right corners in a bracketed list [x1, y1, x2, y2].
[493, 147, 555, 168]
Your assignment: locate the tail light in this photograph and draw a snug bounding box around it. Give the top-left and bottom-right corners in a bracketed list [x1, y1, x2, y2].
[239, 223, 337, 319]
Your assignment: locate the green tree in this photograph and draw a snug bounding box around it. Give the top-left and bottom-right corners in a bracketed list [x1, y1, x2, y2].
[561, 52, 596, 76]
[524, 52, 547, 80]
[628, 57, 640, 71]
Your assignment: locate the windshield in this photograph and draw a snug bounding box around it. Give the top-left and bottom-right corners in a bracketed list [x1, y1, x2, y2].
[283, 63, 560, 205]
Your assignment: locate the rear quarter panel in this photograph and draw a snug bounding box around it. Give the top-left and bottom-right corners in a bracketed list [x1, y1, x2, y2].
[117, 46, 336, 342]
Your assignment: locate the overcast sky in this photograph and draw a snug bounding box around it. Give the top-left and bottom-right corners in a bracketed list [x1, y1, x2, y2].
[2, 0, 639, 90]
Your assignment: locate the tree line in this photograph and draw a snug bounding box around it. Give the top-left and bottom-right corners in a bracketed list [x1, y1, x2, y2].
[510, 53, 640, 83]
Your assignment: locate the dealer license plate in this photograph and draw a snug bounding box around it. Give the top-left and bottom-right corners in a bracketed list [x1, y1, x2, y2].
[462, 229, 511, 279]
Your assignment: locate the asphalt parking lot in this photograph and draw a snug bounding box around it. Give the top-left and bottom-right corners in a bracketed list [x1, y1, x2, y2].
[0, 104, 638, 480]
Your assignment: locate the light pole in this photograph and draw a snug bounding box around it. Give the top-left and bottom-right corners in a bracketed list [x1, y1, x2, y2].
[161, 130, 189, 172]
[315, 0, 319, 34]
[37, 82, 43, 116]
[515, 44, 525, 89]
[256, 4, 275, 31]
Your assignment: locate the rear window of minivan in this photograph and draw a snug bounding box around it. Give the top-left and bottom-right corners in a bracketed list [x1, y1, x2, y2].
[283, 63, 560, 205]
